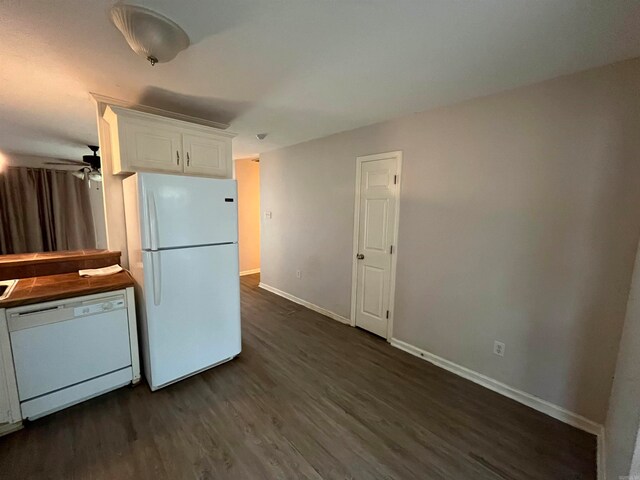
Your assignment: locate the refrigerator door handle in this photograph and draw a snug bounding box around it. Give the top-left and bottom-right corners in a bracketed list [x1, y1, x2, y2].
[151, 251, 162, 306]
[148, 191, 159, 251]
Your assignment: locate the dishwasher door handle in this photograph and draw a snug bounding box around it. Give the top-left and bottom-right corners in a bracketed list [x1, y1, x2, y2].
[11, 305, 61, 317]
[151, 252, 162, 306]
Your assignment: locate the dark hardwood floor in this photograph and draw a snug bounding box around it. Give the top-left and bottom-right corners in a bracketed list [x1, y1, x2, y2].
[0, 274, 595, 479]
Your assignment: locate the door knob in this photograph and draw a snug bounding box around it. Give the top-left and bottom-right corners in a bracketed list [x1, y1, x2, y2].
[356, 254, 365, 260]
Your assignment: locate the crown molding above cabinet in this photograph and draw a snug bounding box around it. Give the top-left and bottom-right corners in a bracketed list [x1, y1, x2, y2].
[90, 93, 230, 131]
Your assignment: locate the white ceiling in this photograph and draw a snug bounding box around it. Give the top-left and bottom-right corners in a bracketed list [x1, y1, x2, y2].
[1, 0, 639, 161]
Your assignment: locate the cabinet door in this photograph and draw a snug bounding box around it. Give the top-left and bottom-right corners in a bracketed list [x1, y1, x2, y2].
[123, 119, 183, 173]
[0, 351, 10, 425]
[0, 310, 20, 427]
[183, 133, 230, 178]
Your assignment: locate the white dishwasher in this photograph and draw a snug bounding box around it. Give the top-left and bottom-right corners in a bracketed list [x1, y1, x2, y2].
[7, 290, 139, 420]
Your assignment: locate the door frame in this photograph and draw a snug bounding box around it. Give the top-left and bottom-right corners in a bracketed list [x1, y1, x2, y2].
[349, 151, 403, 340]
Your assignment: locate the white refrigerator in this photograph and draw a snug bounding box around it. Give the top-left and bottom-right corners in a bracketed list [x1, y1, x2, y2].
[123, 172, 241, 391]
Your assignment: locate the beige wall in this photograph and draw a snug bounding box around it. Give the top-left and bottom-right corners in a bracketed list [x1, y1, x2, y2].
[260, 58, 640, 423]
[606, 241, 640, 478]
[235, 158, 261, 273]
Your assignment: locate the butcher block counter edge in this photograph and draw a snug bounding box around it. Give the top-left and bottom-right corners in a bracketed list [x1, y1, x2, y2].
[0, 250, 120, 267]
[0, 250, 122, 282]
[0, 271, 135, 309]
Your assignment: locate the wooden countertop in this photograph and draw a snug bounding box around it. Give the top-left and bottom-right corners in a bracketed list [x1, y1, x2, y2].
[0, 249, 119, 267]
[0, 271, 135, 309]
[0, 250, 122, 282]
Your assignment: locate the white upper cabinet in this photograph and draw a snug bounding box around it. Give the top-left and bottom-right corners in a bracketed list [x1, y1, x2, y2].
[183, 133, 229, 178]
[104, 106, 235, 178]
[123, 118, 183, 173]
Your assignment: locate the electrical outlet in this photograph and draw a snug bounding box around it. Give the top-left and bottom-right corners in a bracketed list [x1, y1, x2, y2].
[493, 341, 505, 357]
[296, 270, 301, 279]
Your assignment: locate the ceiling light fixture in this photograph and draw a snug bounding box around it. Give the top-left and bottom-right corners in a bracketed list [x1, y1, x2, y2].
[87, 170, 103, 182]
[110, 4, 190, 66]
[46, 145, 102, 181]
[71, 168, 103, 182]
[71, 168, 89, 180]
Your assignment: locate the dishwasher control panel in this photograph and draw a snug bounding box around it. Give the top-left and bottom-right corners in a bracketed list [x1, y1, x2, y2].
[73, 299, 125, 317]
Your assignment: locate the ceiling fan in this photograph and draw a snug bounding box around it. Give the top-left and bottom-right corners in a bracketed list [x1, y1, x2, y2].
[45, 145, 102, 181]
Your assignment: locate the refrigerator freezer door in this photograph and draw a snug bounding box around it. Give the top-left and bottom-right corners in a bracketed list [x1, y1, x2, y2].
[141, 243, 241, 389]
[137, 173, 238, 250]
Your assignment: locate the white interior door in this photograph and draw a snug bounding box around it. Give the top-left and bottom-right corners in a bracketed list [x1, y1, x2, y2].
[352, 152, 401, 338]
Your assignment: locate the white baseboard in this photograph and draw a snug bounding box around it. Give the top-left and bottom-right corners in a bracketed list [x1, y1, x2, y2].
[240, 268, 261, 276]
[258, 282, 350, 325]
[247, 284, 606, 477]
[389, 337, 605, 479]
[0, 422, 23, 437]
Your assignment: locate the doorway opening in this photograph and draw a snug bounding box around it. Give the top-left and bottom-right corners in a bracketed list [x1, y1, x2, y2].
[234, 157, 261, 277]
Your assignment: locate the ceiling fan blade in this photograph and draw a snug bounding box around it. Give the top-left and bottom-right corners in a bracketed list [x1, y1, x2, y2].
[44, 160, 88, 166]
[44, 163, 86, 167]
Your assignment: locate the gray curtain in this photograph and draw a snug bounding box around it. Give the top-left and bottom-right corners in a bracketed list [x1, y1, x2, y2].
[0, 167, 96, 254]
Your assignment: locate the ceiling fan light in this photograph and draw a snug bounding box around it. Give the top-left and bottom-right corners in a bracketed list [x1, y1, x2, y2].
[71, 170, 87, 180]
[88, 171, 103, 182]
[110, 4, 190, 66]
